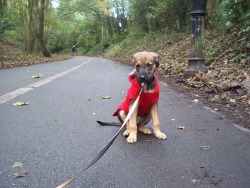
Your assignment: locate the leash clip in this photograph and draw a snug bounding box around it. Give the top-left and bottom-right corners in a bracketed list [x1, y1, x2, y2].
[141, 82, 145, 91]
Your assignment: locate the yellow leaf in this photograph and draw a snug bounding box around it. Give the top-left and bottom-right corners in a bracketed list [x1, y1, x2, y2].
[31, 74, 42, 79]
[13, 102, 29, 106]
[12, 162, 23, 168]
[101, 96, 112, 99]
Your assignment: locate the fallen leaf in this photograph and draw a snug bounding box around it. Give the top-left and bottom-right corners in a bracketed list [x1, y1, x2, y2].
[31, 74, 42, 79]
[198, 146, 211, 150]
[13, 102, 29, 106]
[101, 96, 112, 99]
[193, 76, 200, 81]
[191, 179, 198, 183]
[145, 139, 153, 142]
[12, 162, 23, 168]
[229, 98, 236, 103]
[176, 126, 185, 130]
[14, 170, 28, 178]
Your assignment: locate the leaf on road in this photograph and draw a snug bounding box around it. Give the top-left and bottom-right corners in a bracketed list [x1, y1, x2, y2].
[198, 146, 211, 151]
[14, 170, 28, 178]
[12, 162, 23, 168]
[31, 74, 42, 79]
[13, 102, 29, 106]
[191, 179, 198, 183]
[145, 139, 153, 142]
[176, 126, 185, 130]
[101, 96, 112, 99]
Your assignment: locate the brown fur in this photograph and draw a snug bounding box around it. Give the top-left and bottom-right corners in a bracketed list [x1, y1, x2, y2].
[117, 51, 167, 143]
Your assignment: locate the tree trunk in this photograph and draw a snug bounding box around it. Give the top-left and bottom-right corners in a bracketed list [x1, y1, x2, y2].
[37, 0, 51, 57]
[27, 0, 36, 54]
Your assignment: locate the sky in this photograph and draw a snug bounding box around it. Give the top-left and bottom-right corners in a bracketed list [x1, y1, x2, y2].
[51, 0, 60, 8]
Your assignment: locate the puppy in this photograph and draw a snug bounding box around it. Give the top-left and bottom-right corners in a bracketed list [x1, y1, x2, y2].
[112, 51, 167, 143]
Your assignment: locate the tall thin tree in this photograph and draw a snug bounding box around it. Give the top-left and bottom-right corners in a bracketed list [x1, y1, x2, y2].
[37, 0, 51, 57]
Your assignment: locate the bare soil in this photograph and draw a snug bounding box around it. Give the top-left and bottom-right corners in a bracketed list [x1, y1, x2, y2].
[0, 41, 71, 69]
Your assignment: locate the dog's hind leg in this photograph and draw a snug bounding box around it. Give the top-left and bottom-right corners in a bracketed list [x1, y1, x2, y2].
[137, 115, 152, 135]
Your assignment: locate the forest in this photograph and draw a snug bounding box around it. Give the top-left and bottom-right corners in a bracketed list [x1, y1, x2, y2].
[0, 0, 249, 57]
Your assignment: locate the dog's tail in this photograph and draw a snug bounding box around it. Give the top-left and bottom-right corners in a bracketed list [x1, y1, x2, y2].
[96, 121, 121, 126]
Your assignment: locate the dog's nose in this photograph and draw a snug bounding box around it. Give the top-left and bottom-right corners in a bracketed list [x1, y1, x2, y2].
[140, 74, 146, 81]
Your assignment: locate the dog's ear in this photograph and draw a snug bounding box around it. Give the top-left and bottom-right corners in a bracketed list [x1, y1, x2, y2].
[133, 52, 139, 63]
[150, 52, 159, 67]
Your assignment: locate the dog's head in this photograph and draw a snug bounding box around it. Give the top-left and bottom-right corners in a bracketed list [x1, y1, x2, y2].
[133, 51, 159, 91]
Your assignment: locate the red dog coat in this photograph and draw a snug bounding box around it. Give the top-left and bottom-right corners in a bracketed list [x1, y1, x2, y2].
[113, 72, 159, 116]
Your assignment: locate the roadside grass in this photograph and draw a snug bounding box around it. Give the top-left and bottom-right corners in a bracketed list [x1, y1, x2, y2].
[104, 31, 190, 74]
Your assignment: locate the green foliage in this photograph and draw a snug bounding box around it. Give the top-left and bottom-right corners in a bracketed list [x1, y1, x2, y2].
[128, 0, 191, 33]
[1, 0, 249, 60]
[105, 31, 183, 58]
[0, 7, 19, 39]
[222, 0, 250, 24]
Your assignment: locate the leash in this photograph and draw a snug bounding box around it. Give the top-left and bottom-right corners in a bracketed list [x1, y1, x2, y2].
[56, 84, 144, 188]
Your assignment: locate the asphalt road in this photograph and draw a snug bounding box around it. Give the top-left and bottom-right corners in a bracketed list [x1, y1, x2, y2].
[0, 56, 249, 188]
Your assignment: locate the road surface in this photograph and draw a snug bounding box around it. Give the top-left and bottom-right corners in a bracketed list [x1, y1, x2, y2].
[0, 56, 249, 188]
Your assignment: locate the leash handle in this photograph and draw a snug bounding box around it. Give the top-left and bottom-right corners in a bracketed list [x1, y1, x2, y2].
[56, 85, 144, 188]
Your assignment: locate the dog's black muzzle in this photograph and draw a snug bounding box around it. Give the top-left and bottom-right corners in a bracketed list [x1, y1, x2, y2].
[138, 71, 155, 85]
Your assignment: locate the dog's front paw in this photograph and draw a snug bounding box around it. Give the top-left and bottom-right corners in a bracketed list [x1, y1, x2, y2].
[127, 133, 137, 144]
[154, 131, 167, 140]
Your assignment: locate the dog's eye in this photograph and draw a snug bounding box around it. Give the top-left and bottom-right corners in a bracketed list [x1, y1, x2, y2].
[147, 63, 153, 67]
[135, 64, 140, 68]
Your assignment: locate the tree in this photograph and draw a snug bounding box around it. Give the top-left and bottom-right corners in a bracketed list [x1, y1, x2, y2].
[26, 0, 36, 53]
[37, 0, 51, 57]
[2, 0, 249, 56]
